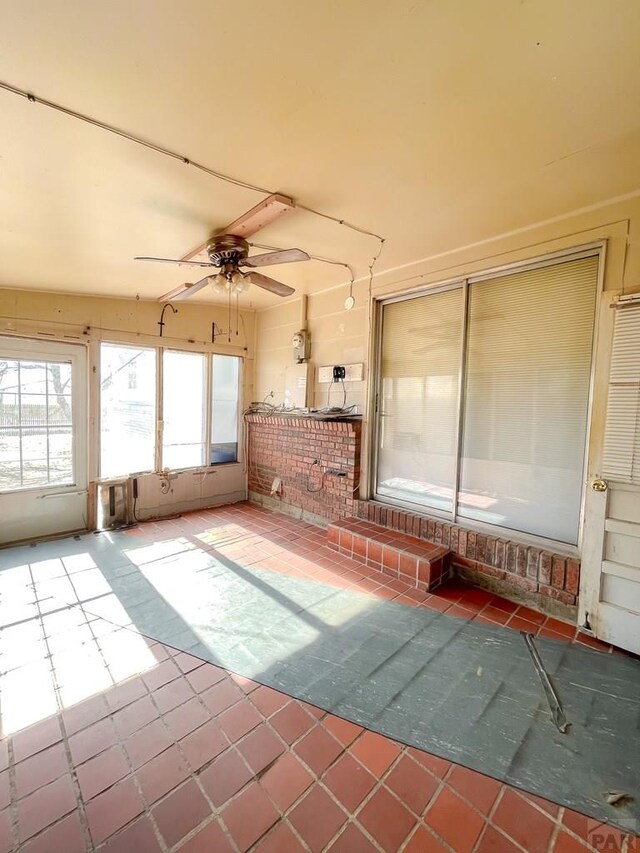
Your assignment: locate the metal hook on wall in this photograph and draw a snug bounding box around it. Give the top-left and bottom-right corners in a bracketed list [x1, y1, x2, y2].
[158, 303, 178, 337]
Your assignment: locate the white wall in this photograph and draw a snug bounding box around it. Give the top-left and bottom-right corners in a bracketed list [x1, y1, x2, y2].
[256, 287, 369, 413]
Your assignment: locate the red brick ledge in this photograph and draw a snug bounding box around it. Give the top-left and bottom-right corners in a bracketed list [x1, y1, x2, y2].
[327, 517, 451, 591]
[245, 414, 361, 434]
[357, 500, 579, 611]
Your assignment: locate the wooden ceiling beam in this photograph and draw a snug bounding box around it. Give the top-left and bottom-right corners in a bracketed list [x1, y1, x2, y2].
[180, 193, 295, 262]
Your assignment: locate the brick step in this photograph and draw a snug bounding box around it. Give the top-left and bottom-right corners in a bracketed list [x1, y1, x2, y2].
[327, 517, 451, 591]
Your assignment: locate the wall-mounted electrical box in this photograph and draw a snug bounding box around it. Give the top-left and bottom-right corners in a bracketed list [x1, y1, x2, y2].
[318, 363, 364, 383]
[292, 330, 311, 363]
[284, 362, 311, 408]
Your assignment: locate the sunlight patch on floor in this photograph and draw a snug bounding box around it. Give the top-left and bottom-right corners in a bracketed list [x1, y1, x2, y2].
[126, 536, 375, 679]
[0, 552, 160, 736]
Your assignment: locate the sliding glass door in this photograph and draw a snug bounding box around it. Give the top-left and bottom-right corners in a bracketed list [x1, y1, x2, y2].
[458, 256, 598, 543]
[375, 250, 599, 545]
[377, 287, 463, 514]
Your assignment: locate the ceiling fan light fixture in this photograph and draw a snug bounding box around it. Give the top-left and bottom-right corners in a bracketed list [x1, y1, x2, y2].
[208, 273, 226, 294]
[229, 270, 248, 293]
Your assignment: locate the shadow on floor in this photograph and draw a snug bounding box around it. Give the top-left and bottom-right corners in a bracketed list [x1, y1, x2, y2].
[0, 513, 638, 833]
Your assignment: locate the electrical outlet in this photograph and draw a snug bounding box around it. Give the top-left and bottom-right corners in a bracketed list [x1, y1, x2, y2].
[318, 363, 364, 383]
[270, 477, 282, 496]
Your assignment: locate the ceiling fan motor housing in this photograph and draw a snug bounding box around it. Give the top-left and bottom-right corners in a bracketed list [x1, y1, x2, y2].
[206, 234, 250, 267]
[147, 231, 301, 300]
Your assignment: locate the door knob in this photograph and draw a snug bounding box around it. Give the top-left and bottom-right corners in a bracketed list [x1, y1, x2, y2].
[591, 478, 608, 492]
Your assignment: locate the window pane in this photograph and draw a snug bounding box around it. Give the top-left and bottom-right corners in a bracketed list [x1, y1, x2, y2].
[49, 427, 73, 483]
[21, 431, 45, 461]
[377, 288, 463, 512]
[458, 256, 598, 543]
[0, 431, 20, 490]
[163, 351, 206, 470]
[22, 458, 51, 485]
[0, 357, 75, 491]
[100, 344, 156, 478]
[46, 364, 72, 423]
[20, 363, 48, 394]
[20, 395, 49, 429]
[47, 362, 72, 397]
[211, 356, 240, 464]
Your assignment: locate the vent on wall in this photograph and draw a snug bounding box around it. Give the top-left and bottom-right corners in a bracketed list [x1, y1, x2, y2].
[96, 480, 131, 529]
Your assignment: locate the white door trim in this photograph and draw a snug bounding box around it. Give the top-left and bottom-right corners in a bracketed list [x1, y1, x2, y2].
[578, 290, 617, 632]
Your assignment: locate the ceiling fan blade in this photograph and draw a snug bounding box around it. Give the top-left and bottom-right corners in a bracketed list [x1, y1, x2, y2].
[135, 256, 214, 268]
[159, 276, 211, 303]
[241, 248, 309, 268]
[247, 272, 295, 297]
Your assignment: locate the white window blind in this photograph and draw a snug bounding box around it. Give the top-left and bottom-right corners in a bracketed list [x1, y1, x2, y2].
[377, 288, 462, 512]
[458, 256, 598, 543]
[602, 304, 640, 484]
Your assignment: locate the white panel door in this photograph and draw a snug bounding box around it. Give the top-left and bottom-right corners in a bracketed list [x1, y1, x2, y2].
[580, 302, 640, 654]
[0, 337, 88, 544]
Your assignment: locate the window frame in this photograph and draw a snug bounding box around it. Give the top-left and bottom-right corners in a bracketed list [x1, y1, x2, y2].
[98, 343, 242, 479]
[0, 337, 87, 496]
[371, 242, 605, 554]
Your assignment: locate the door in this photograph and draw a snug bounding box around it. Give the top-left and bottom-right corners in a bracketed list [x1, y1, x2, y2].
[580, 299, 640, 654]
[0, 337, 88, 544]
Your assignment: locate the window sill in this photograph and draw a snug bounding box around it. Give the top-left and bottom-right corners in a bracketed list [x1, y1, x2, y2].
[0, 482, 80, 497]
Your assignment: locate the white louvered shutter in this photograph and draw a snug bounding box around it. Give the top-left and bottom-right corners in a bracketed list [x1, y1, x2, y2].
[602, 303, 640, 484]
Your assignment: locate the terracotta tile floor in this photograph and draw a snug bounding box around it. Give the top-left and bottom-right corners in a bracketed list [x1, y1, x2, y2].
[137, 503, 615, 655]
[0, 502, 638, 852]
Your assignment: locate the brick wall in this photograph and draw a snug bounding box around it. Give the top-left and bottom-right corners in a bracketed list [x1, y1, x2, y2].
[357, 500, 580, 609]
[246, 415, 361, 520]
[245, 414, 579, 613]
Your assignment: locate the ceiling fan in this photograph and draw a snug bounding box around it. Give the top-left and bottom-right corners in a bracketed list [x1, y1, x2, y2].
[134, 193, 310, 301]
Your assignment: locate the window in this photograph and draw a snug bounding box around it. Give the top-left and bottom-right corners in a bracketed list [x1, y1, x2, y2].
[0, 358, 74, 490]
[375, 252, 599, 545]
[100, 344, 156, 478]
[378, 288, 462, 514]
[99, 346, 241, 477]
[162, 351, 207, 469]
[211, 355, 240, 464]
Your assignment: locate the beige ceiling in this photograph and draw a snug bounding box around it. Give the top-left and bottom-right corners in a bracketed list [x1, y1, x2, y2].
[1, 0, 639, 308]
